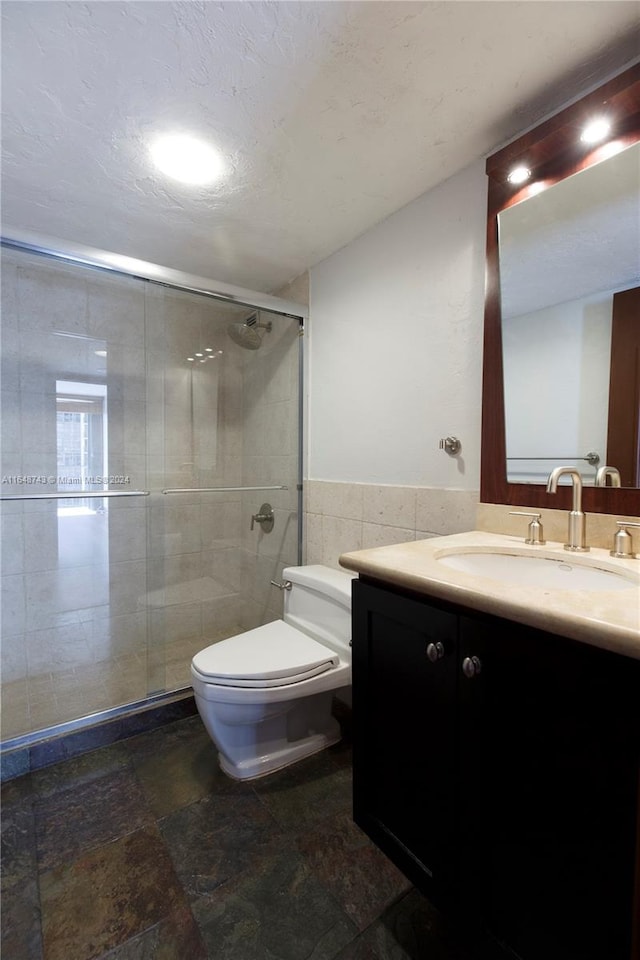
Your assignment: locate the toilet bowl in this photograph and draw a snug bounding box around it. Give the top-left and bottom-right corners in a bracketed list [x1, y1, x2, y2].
[190, 564, 356, 781]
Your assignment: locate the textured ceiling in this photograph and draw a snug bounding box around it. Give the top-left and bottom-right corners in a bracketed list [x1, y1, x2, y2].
[2, 1, 639, 293]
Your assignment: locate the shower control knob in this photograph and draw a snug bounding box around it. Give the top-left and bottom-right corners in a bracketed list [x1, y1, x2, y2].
[462, 655, 482, 679]
[250, 503, 274, 533]
[426, 641, 445, 662]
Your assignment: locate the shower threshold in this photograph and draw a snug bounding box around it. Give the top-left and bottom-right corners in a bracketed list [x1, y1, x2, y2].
[0, 687, 197, 781]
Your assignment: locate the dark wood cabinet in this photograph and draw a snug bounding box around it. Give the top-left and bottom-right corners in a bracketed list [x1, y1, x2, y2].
[352, 577, 640, 960]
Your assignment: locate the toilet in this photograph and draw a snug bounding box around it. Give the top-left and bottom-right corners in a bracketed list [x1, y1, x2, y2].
[190, 564, 357, 781]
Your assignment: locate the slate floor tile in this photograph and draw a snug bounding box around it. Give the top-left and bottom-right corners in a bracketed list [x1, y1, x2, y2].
[1, 709, 495, 960]
[34, 767, 154, 871]
[30, 741, 132, 800]
[122, 716, 243, 819]
[253, 750, 353, 833]
[297, 810, 412, 930]
[97, 904, 207, 960]
[1, 877, 43, 960]
[191, 847, 358, 960]
[159, 791, 285, 901]
[334, 890, 458, 960]
[2, 774, 38, 892]
[39, 825, 187, 960]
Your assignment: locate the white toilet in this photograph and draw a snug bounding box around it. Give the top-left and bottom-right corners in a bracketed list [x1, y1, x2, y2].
[190, 564, 356, 781]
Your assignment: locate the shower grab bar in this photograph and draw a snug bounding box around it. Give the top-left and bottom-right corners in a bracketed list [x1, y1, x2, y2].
[162, 485, 288, 494]
[0, 490, 150, 501]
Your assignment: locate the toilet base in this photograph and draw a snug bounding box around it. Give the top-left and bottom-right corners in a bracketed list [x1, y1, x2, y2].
[217, 721, 342, 781]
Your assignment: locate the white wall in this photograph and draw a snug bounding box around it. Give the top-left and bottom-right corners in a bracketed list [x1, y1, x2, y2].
[308, 160, 487, 489]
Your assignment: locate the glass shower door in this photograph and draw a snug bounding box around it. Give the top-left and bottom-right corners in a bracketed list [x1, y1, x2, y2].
[143, 285, 302, 694]
[0, 250, 152, 740]
[0, 245, 303, 744]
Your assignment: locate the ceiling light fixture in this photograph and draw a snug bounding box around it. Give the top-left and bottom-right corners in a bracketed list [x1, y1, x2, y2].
[150, 133, 225, 186]
[580, 118, 611, 145]
[507, 165, 531, 185]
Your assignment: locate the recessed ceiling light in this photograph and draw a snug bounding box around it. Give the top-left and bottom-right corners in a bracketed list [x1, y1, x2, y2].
[507, 165, 531, 185]
[580, 118, 611, 145]
[150, 133, 225, 186]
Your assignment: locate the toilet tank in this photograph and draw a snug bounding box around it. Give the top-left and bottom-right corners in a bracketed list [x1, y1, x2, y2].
[282, 565, 356, 655]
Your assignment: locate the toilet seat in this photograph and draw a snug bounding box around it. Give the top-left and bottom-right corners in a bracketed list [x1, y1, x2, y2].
[191, 620, 339, 689]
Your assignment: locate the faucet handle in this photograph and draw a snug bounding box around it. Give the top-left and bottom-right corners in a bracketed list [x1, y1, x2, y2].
[611, 520, 640, 559]
[509, 511, 546, 545]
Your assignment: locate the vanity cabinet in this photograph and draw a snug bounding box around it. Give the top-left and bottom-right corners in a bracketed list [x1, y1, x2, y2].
[352, 577, 640, 960]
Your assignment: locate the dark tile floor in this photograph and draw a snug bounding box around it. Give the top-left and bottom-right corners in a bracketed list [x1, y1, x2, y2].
[2, 712, 499, 959]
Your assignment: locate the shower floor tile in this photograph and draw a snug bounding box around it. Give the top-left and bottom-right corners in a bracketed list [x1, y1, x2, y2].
[1, 712, 509, 960]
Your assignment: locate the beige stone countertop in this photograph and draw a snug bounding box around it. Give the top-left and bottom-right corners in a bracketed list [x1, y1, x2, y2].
[339, 530, 640, 661]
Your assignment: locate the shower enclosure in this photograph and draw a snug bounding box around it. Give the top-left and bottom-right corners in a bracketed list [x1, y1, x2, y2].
[0, 244, 303, 751]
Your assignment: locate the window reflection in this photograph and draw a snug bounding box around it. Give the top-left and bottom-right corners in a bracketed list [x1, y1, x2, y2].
[55, 379, 109, 568]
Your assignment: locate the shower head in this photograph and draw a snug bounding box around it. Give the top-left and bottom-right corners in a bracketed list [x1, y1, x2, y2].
[227, 314, 272, 350]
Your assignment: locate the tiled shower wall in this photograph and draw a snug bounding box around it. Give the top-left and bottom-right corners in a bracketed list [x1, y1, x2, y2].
[0, 248, 300, 741]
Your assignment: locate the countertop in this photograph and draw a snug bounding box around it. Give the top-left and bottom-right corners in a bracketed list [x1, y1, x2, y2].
[339, 530, 640, 660]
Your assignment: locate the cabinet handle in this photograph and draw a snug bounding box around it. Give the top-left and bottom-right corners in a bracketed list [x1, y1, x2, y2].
[426, 641, 445, 662]
[462, 655, 482, 679]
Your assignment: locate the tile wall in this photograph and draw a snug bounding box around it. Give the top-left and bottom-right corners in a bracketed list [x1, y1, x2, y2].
[304, 480, 478, 568]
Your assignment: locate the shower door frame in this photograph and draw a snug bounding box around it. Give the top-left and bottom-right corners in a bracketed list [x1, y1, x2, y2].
[0, 237, 306, 755]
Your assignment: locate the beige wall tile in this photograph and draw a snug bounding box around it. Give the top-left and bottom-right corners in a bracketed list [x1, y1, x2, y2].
[362, 484, 417, 529]
[476, 501, 640, 550]
[415, 488, 478, 535]
[362, 523, 415, 550]
[321, 515, 362, 569]
[307, 480, 364, 520]
[305, 512, 323, 564]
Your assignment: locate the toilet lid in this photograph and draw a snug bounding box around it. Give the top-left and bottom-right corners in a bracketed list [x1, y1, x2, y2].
[191, 620, 340, 688]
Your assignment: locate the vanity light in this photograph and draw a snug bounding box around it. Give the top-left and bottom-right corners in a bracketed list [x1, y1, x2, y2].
[580, 118, 611, 144]
[507, 165, 531, 185]
[150, 133, 226, 186]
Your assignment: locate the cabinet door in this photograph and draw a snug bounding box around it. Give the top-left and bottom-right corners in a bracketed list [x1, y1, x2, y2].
[352, 580, 458, 900]
[459, 614, 640, 960]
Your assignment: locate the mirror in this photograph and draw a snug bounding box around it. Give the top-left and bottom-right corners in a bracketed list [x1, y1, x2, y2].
[481, 62, 640, 516]
[499, 142, 639, 486]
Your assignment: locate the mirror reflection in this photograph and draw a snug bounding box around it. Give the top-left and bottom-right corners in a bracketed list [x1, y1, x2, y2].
[498, 142, 640, 487]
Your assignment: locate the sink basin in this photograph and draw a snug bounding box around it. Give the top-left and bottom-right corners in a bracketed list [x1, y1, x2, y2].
[436, 551, 637, 591]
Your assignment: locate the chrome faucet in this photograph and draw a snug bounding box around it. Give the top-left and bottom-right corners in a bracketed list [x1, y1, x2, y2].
[595, 465, 621, 487]
[546, 466, 589, 552]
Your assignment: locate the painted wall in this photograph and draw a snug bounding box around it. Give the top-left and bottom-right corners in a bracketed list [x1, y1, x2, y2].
[308, 160, 487, 489]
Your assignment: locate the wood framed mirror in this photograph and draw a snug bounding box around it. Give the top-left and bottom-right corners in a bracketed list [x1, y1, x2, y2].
[481, 62, 640, 516]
